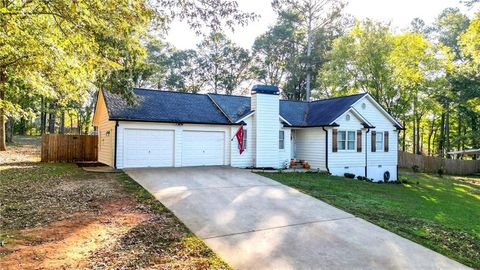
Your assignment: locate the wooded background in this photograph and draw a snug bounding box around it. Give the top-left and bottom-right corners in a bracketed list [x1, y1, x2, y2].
[1, 0, 479, 161]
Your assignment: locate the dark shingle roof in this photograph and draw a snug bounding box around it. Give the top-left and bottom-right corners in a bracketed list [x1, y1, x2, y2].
[280, 100, 309, 126]
[306, 93, 367, 126]
[102, 88, 368, 127]
[208, 94, 252, 122]
[103, 88, 230, 125]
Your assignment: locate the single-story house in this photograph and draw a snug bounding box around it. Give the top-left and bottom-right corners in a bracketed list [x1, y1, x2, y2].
[93, 85, 404, 181]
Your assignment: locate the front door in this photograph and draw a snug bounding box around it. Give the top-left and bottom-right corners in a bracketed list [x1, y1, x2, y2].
[290, 130, 296, 159]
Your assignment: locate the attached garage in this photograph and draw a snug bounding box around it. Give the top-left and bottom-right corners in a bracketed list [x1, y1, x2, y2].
[182, 131, 225, 166]
[123, 129, 174, 168]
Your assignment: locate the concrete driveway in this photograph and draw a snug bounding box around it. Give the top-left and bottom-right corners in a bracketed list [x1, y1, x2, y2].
[125, 166, 469, 270]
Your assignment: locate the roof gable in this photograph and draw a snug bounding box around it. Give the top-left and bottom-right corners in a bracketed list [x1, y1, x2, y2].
[305, 93, 367, 127]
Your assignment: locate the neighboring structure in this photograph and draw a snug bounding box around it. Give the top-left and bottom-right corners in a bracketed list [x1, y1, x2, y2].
[93, 85, 404, 181]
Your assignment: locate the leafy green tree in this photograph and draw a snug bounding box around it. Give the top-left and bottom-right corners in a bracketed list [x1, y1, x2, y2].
[272, 0, 347, 100]
[197, 32, 251, 94]
[0, 0, 257, 150]
[318, 20, 402, 114]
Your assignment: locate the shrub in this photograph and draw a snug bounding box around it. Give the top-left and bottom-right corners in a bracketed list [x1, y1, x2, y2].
[412, 165, 420, 173]
[357, 176, 368, 181]
[437, 168, 444, 177]
[344, 173, 355, 179]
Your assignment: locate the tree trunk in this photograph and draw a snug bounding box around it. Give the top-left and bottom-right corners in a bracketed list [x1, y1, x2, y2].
[402, 121, 406, 152]
[6, 117, 13, 143]
[412, 117, 416, 154]
[457, 110, 462, 158]
[427, 118, 435, 156]
[416, 115, 422, 155]
[305, 13, 312, 102]
[40, 97, 46, 135]
[445, 107, 451, 159]
[60, 111, 65, 134]
[48, 102, 56, 134]
[0, 69, 6, 151]
[438, 112, 445, 157]
[19, 118, 26, 135]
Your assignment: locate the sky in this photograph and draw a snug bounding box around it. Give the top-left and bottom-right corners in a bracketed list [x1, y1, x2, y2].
[166, 0, 476, 49]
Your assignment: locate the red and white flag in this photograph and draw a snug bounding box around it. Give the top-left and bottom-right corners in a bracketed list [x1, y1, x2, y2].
[235, 125, 245, 155]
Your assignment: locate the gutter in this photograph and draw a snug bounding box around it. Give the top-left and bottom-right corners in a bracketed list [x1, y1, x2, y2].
[113, 120, 118, 169]
[108, 118, 243, 126]
[365, 128, 371, 178]
[289, 124, 339, 128]
[322, 127, 330, 173]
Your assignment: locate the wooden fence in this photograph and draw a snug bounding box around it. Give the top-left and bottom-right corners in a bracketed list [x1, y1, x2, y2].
[41, 134, 98, 162]
[398, 151, 480, 175]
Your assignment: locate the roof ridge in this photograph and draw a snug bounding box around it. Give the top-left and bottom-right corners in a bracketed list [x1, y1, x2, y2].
[133, 88, 209, 97]
[309, 93, 368, 103]
[207, 92, 251, 98]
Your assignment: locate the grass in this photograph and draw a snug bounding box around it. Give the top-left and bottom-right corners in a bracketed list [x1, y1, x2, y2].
[259, 170, 480, 269]
[115, 172, 230, 269]
[0, 137, 230, 269]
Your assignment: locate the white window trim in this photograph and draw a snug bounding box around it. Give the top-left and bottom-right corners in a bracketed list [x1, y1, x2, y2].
[337, 130, 356, 152]
[279, 130, 285, 151]
[375, 131, 384, 152]
[243, 129, 248, 151]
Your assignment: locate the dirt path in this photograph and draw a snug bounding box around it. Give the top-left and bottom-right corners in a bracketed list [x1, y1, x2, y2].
[0, 136, 230, 270]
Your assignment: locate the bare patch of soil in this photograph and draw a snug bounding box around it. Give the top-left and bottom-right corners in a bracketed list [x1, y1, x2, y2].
[0, 136, 41, 165]
[0, 197, 148, 270]
[0, 137, 230, 269]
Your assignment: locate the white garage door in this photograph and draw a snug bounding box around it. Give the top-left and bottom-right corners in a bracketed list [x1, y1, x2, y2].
[182, 131, 225, 166]
[123, 129, 174, 168]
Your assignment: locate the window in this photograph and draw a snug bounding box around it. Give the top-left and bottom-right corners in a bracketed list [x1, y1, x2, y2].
[279, 130, 285, 150]
[243, 129, 247, 150]
[338, 131, 356, 150]
[348, 131, 355, 150]
[376, 132, 384, 151]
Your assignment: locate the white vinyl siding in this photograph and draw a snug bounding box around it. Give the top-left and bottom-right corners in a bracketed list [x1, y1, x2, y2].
[251, 93, 279, 168]
[294, 128, 326, 170]
[329, 113, 365, 169]
[352, 96, 399, 180]
[353, 97, 398, 168]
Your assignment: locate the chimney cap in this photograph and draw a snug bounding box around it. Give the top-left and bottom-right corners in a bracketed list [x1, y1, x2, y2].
[252, 85, 279, 95]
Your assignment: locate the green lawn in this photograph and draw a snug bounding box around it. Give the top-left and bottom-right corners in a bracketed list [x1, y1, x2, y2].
[260, 170, 480, 269]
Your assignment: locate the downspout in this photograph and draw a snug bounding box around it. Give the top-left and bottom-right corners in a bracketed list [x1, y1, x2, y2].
[365, 128, 370, 178]
[113, 120, 118, 169]
[322, 127, 329, 173]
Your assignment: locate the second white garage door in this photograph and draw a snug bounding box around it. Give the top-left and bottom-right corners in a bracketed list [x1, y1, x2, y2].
[182, 131, 225, 166]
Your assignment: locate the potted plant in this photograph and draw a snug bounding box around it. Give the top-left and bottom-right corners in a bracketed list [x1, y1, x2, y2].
[303, 162, 311, 169]
[290, 159, 297, 168]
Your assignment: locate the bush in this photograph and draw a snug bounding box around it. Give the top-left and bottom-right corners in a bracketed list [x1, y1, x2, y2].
[357, 176, 368, 181]
[344, 173, 355, 179]
[437, 168, 444, 177]
[412, 165, 420, 173]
